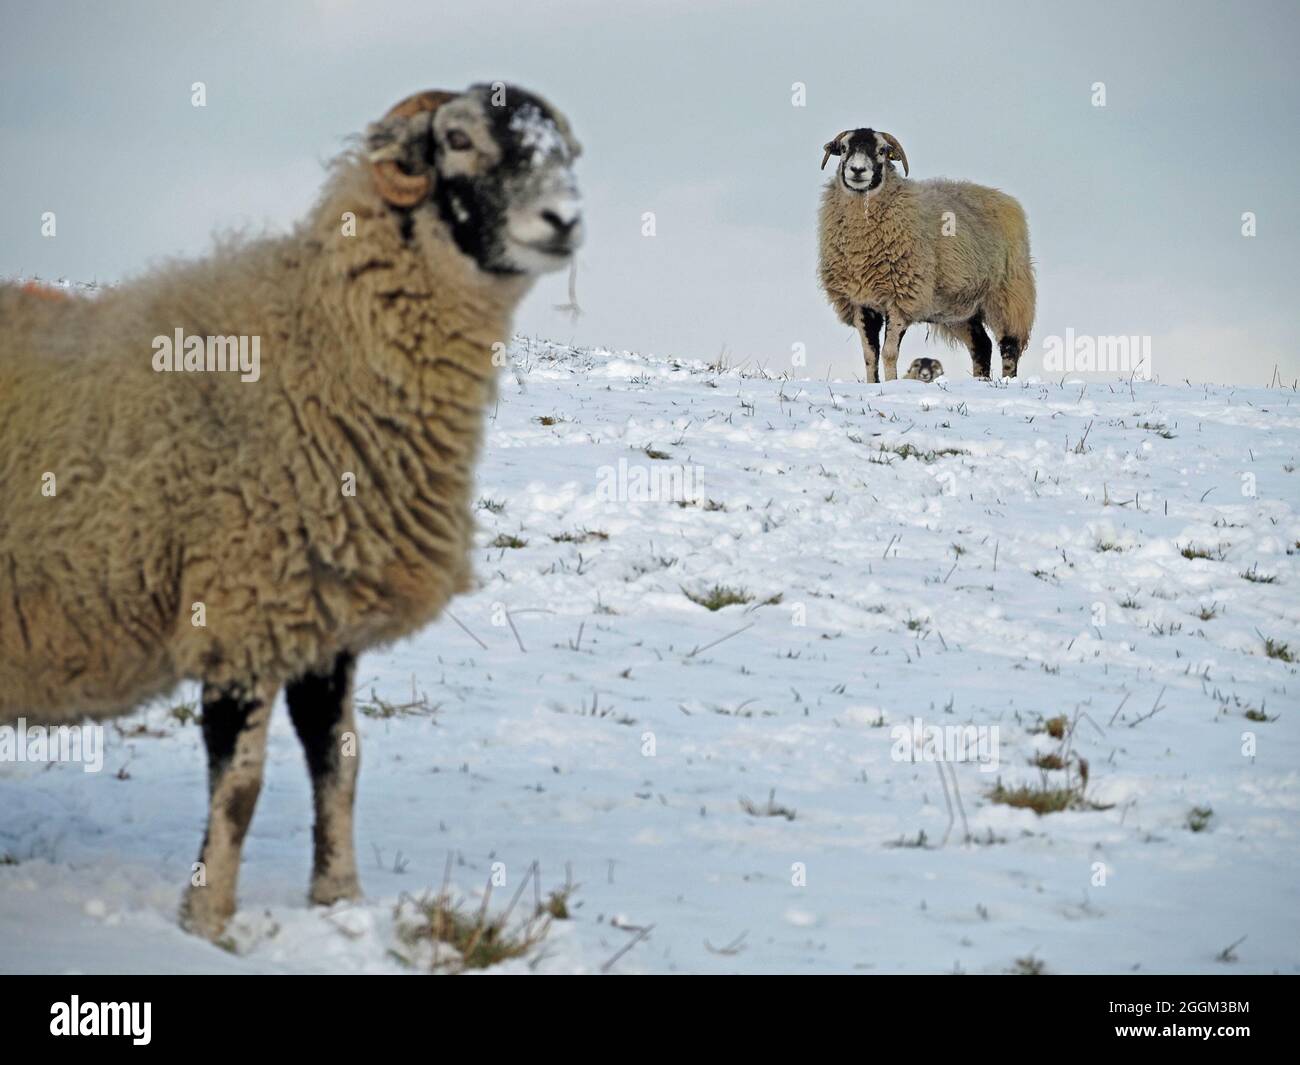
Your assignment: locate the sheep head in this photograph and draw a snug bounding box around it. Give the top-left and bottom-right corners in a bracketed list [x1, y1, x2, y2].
[367, 84, 583, 276]
[904, 357, 945, 383]
[820, 128, 909, 192]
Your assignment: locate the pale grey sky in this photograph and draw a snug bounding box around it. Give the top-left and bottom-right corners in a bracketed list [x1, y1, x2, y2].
[2, 0, 1297, 383]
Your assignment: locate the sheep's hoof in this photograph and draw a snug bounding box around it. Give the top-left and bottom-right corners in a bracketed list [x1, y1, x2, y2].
[179, 886, 234, 941]
[309, 874, 362, 907]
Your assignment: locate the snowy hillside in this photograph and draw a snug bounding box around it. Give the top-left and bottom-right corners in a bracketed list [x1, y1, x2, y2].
[2, 340, 1298, 974]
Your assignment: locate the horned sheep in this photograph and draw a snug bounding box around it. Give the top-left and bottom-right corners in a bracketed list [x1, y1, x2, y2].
[818, 128, 1035, 382]
[0, 83, 583, 939]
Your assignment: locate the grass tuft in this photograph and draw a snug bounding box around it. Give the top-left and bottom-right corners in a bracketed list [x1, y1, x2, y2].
[885, 829, 932, 849]
[1031, 714, 1070, 740]
[550, 528, 609, 544]
[357, 687, 437, 720]
[551, 692, 636, 726]
[987, 771, 1111, 816]
[391, 887, 556, 973]
[739, 788, 796, 822]
[541, 885, 576, 920]
[169, 701, 201, 726]
[876, 442, 968, 463]
[683, 583, 753, 611]
[1262, 636, 1293, 662]
[988, 781, 1076, 814]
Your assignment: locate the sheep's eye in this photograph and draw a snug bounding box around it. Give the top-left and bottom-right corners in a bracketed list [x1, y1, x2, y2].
[446, 130, 473, 151]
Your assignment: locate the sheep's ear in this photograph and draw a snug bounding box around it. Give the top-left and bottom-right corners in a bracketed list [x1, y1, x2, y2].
[368, 90, 457, 207]
[878, 131, 909, 177]
[821, 129, 853, 170]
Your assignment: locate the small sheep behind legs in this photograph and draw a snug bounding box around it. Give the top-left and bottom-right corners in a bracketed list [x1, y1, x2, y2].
[904, 357, 945, 383]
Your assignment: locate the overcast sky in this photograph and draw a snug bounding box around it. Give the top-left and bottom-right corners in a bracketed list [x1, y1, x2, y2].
[2, 0, 1297, 384]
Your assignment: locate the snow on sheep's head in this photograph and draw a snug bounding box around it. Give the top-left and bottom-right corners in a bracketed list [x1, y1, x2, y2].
[367, 83, 583, 275]
[821, 128, 908, 194]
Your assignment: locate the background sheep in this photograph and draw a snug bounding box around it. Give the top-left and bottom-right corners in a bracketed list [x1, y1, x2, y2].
[0, 83, 583, 939]
[904, 357, 945, 383]
[818, 128, 1035, 381]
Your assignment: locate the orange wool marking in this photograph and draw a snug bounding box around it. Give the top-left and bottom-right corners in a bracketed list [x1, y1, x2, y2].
[20, 281, 71, 302]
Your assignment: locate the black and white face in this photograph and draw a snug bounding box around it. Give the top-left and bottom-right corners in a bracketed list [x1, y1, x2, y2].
[905, 357, 945, 383]
[430, 85, 583, 275]
[824, 129, 896, 194]
[370, 83, 583, 276]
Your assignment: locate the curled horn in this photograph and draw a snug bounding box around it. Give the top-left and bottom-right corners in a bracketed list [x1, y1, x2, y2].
[876, 130, 909, 176]
[820, 131, 852, 171]
[369, 90, 458, 207]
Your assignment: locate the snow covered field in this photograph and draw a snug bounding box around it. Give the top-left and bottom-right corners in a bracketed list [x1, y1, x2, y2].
[2, 339, 1298, 974]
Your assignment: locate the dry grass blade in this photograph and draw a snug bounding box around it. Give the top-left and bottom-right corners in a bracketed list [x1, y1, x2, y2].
[390, 860, 572, 973]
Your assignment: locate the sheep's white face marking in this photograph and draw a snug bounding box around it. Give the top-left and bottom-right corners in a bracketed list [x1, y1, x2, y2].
[842, 146, 874, 192]
[430, 86, 583, 276]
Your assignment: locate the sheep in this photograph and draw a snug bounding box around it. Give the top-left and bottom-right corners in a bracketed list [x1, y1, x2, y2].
[904, 357, 945, 383]
[817, 128, 1035, 382]
[0, 83, 583, 939]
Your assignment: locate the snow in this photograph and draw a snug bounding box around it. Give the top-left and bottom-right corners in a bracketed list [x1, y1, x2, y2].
[508, 103, 567, 164]
[2, 339, 1298, 974]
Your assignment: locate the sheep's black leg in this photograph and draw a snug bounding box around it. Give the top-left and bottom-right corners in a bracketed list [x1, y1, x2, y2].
[181, 679, 274, 939]
[286, 651, 362, 907]
[999, 336, 1024, 379]
[968, 315, 993, 378]
[857, 307, 883, 383]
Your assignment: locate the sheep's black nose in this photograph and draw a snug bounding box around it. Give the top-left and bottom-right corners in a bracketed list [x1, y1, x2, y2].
[541, 209, 580, 236]
[850, 166, 867, 177]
